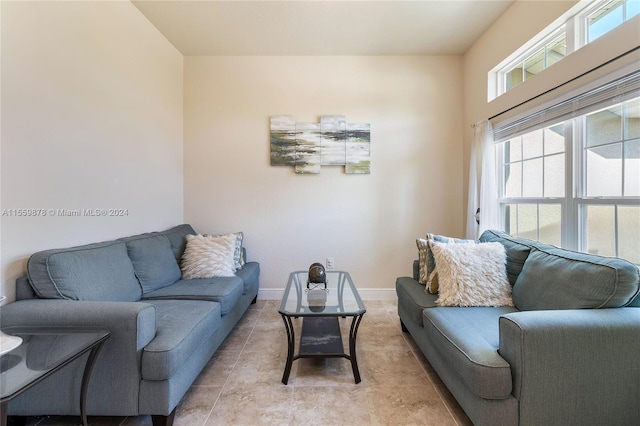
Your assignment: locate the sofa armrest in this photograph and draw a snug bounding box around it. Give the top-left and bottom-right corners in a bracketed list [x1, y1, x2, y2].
[499, 308, 640, 425]
[0, 299, 157, 415]
[1, 299, 156, 350]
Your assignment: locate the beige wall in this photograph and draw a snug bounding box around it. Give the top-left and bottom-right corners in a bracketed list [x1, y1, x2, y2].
[0, 1, 184, 301]
[184, 56, 463, 297]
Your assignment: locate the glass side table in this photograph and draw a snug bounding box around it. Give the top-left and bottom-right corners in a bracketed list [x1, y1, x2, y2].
[0, 327, 110, 426]
[278, 270, 366, 385]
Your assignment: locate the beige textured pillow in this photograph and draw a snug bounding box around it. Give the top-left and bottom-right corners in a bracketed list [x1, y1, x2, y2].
[426, 239, 446, 294]
[425, 234, 477, 294]
[204, 231, 245, 270]
[416, 238, 429, 285]
[432, 241, 513, 307]
[181, 234, 237, 279]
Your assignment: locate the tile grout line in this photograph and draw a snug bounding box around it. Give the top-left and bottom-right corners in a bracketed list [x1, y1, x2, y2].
[201, 301, 266, 426]
[400, 327, 464, 426]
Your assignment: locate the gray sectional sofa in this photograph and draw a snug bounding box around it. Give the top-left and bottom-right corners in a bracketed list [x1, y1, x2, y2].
[397, 229, 640, 426]
[0, 224, 259, 426]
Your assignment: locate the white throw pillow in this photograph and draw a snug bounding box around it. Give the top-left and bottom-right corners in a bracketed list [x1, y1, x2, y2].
[431, 241, 513, 307]
[204, 231, 245, 270]
[181, 234, 237, 279]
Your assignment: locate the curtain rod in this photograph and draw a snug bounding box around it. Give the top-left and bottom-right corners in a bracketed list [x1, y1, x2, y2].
[472, 46, 640, 128]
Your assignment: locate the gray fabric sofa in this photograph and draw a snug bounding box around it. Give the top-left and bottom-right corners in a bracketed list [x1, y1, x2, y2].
[396, 229, 640, 426]
[0, 224, 259, 426]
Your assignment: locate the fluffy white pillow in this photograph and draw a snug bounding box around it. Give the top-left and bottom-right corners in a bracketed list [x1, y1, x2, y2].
[204, 232, 245, 270]
[181, 234, 237, 279]
[431, 241, 513, 307]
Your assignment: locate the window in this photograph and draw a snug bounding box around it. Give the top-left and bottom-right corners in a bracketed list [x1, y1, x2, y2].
[584, 99, 640, 197]
[493, 0, 640, 97]
[503, 30, 567, 92]
[500, 123, 566, 246]
[496, 96, 640, 264]
[585, 0, 640, 43]
[581, 98, 640, 262]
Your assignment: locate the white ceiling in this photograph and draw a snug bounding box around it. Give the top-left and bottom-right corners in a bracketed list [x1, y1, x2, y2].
[132, 0, 516, 56]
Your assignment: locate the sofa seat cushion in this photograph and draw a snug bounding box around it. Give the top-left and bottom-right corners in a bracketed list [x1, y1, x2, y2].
[396, 277, 438, 326]
[513, 248, 640, 310]
[141, 299, 221, 381]
[141, 277, 243, 315]
[234, 262, 260, 295]
[27, 241, 141, 301]
[423, 306, 518, 399]
[118, 233, 181, 294]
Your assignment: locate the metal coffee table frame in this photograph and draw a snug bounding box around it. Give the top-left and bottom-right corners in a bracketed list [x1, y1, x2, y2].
[0, 327, 110, 426]
[278, 270, 366, 385]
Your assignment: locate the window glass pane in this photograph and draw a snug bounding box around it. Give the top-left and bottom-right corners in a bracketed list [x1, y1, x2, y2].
[588, 0, 624, 42]
[523, 158, 543, 197]
[544, 153, 565, 197]
[624, 98, 640, 139]
[504, 204, 517, 235]
[546, 34, 566, 68]
[517, 204, 538, 240]
[539, 204, 562, 246]
[628, 0, 640, 19]
[524, 49, 545, 80]
[618, 206, 640, 264]
[624, 140, 640, 196]
[522, 129, 543, 159]
[586, 105, 622, 147]
[506, 137, 522, 162]
[586, 205, 616, 256]
[506, 66, 523, 91]
[544, 124, 565, 154]
[505, 162, 522, 197]
[586, 144, 623, 196]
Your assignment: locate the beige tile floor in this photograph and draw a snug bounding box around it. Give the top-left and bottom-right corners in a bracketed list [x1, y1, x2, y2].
[21, 300, 473, 426]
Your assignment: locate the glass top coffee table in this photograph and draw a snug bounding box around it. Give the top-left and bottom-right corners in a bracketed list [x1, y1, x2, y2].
[0, 327, 110, 426]
[278, 270, 366, 385]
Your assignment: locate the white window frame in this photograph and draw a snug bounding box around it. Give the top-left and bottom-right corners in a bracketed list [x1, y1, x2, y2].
[496, 121, 570, 247]
[574, 99, 640, 257]
[579, 0, 639, 45]
[497, 27, 568, 95]
[495, 96, 640, 259]
[492, 0, 639, 99]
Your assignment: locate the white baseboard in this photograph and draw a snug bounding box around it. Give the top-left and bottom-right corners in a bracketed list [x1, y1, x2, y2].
[258, 287, 396, 301]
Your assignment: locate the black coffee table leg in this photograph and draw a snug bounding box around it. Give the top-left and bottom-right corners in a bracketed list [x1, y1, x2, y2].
[349, 314, 364, 384]
[281, 314, 295, 385]
[80, 339, 107, 426]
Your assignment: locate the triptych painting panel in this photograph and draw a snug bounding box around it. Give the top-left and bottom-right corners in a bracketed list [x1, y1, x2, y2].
[270, 115, 370, 174]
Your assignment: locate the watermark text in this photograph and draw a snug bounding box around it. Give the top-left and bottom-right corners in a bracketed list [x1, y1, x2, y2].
[2, 208, 129, 217]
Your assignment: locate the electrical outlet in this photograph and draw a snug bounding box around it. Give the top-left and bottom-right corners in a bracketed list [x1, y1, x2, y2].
[326, 257, 335, 269]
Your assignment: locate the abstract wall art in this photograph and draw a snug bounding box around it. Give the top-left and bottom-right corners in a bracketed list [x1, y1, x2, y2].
[270, 115, 370, 174]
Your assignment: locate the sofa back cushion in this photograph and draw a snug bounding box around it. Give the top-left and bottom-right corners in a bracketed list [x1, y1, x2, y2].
[118, 233, 182, 294]
[513, 248, 640, 310]
[27, 241, 142, 301]
[158, 224, 197, 261]
[479, 230, 533, 286]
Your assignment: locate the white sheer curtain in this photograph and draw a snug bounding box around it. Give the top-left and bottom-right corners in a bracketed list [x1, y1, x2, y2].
[466, 120, 499, 239]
